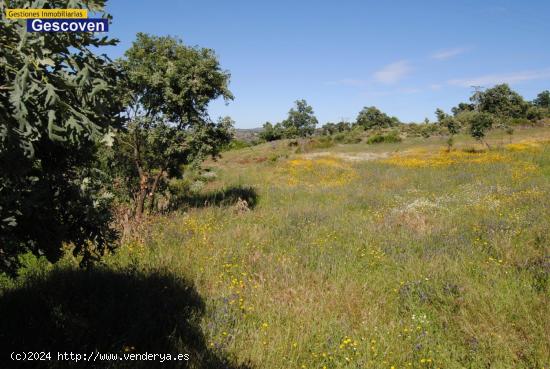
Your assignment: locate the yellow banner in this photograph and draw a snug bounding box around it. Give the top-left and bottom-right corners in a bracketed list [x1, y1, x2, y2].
[6, 8, 88, 19]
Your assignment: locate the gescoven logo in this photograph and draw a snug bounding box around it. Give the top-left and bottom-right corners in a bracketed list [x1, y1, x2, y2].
[26, 18, 108, 32]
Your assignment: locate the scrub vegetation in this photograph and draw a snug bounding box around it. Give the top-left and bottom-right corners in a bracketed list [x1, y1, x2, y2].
[1, 1, 549, 368]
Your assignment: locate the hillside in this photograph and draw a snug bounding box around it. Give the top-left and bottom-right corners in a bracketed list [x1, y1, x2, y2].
[114, 127, 550, 367]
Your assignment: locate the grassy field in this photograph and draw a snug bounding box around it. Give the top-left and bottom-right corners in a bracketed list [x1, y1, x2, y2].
[99, 127, 549, 369]
[5, 128, 549, 369]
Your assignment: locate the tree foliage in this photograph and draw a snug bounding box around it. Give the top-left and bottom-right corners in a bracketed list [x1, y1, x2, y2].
[321, 121, 351, 135]
[451, 102, 474, 116]
[436, 108, 460, 150]
[281, 99, 318, 138]
[471, 84, 529, 118]
[111, 33, 233, 218]
[355, 106, 400, 129]
[259, 100, 317, 141]
[533, 90, 550, 109]
[469, 112, 494, 147]
[435, 108, 447, 123]
[260, 122, 283, 142]
[0, 0, 124, 273]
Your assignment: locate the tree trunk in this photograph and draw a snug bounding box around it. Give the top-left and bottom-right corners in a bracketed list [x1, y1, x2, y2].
[133, 127, 147, 220]
[135, 173, 148, 220]
[148, 170, 164, 214]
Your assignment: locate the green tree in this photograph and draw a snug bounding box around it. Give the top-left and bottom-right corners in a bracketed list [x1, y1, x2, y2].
[469, 112, 494, 148]
[355, 106, 399, 129]
[451, 102, 474, 116]
[472, 84, 529, 118]
[0, 0, 123, 273]
[321, 122, 337, 135]
[281, 100, 318, 138]
[113, 33, 233, 218]
[335, 121, 352, 132]
[436, 109, 460, 151]
[533, 90, 550, 109]
[435, 108, 447, 123]
[260, 122, 283, 141]
[322, 121, 351, 135]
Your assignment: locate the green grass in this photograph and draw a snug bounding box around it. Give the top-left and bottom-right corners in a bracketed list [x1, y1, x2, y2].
[123, 128, 549, 368]
[3, 127, 550, 369]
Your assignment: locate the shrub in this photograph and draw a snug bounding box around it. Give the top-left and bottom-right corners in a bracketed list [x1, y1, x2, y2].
[508, 118, 535, 126]
[304, 137, 334, 150]
[525, 106, 548, 121]
[333, 130, 362, 144]
[367, 131, 402, 144]
[419, 124, 439, 138]
[224, 139, 252, 151]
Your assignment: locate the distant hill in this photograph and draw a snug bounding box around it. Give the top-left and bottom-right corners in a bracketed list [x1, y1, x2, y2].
[234, 127, 262, 142]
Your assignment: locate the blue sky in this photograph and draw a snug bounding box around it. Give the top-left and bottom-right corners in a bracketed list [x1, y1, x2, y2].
[104, 0, 550, 128]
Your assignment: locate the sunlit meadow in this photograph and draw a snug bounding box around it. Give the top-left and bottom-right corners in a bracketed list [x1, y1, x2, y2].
[108, 127, 550, 369]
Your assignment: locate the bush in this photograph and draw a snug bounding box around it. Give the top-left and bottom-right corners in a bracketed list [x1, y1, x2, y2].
[400, 123, 445, 138]
[508, 118, 535, 126]
[419, 124, 440, 138]
[333, 129, 363, 144]
[305, 137, 335, 150]
[224, 139, 252, 151]
[367, 131, 402, 144]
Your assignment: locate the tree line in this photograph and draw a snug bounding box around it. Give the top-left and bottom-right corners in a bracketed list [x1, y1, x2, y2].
[259, 85, 550, 146]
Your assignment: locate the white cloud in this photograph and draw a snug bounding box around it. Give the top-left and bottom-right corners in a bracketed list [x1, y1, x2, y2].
[448, 68, 550, 87]
[431, 47, 468, 60]
[430, 84, 442, 90]
[374, 60, 412, 84]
